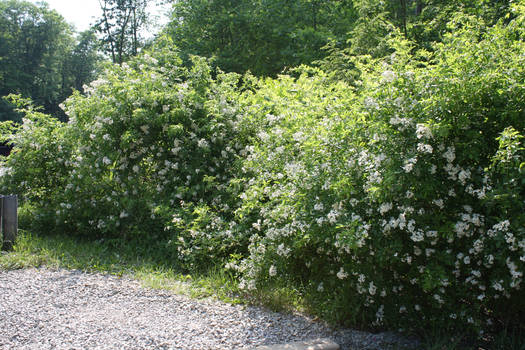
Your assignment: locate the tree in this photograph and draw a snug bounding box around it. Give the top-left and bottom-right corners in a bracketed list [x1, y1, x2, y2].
[165, 0, 357, 76]
[347, 0, 514, 57]
[0, 0, 75, 121]
[0, 1, 102, 122]
[94, 0, 149, 65]
[314, 0, 515, 84]
[66, 29, 102, 92]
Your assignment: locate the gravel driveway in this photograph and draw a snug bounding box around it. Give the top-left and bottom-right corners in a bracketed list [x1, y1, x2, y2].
[0, 268, 418, 349]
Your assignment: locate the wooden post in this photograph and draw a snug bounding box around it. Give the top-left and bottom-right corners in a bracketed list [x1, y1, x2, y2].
[1, 195, 18, 251]
[0, 196, 3, 249]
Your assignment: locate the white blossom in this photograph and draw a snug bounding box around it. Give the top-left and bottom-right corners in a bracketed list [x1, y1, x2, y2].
[432, 199, 444, 209]
[369, 282, 377, 295]
[379, 202, 393, 215]
[403, 157, 417, 173]
[375, 305, 385, 324]
[415, 124, 432, 139]
[417, 143, 433, 154]
[382, 70, 396, 82]
[442, 146, 455, 163]
[336, 267, 348, 280]
[197, 138, 209, 148]
[140, 125, 149, 134]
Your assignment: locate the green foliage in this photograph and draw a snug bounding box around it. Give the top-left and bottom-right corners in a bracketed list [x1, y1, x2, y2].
[318, 0, 515, 83]
[67, 29, 103, 92]
[93, 0, 149, 65]
[166, 0, 514, 80]
[0, 94, 73, 203]
[231, 6, 525, 336]
[0, 41, 252, 270]
[0, 0, 101, 121]
[165, 0, 358, 76]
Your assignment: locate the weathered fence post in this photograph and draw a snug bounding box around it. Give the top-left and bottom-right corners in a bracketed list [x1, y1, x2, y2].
[1, 195, 18, 251]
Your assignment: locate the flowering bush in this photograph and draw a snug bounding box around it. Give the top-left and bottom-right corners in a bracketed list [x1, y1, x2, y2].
[0, 41, 251, 269]
[232, 10, 525, 334]
[0, 96, 75, 231]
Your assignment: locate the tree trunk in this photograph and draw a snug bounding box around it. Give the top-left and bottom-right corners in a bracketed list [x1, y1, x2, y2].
[415, 0, 424, 16]
[399, 0, 408, 38]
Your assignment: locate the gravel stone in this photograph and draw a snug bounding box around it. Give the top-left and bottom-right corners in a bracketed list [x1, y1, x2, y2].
[0, 268, 419, 350]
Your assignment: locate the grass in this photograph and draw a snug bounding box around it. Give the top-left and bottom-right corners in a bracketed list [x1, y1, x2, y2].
[1, 230, 524, 350]
[0, 230, 242, 303]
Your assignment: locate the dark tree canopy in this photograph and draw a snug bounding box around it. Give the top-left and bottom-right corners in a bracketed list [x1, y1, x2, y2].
[164, 0, 514, 77]
[66, 29, 102, 93]
[0, 0, 100, 121]
[165, 0, 358, 76]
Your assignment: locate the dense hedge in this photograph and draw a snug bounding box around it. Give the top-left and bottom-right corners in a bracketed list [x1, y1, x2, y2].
[232, 12, 525, 333]
[235, 11, 525, 333]
[0, 42, 253, 269]
[1, 8, 524, 337]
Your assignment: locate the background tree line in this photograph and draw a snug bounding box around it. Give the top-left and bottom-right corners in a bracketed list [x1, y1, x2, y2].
[166, 0, 512, 76]
[0, 0, 513, 123]
[0, 0, 100, 121]
[0, 0, 152, 122]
